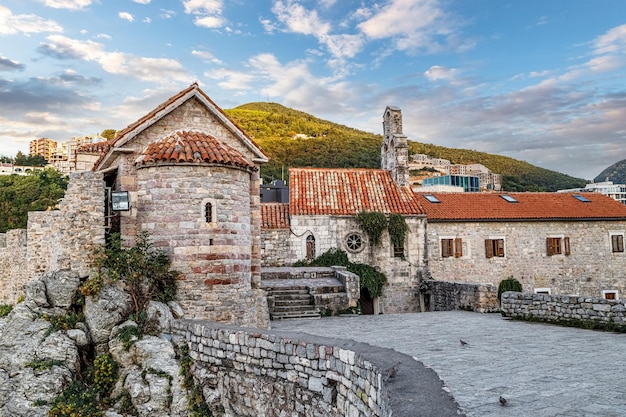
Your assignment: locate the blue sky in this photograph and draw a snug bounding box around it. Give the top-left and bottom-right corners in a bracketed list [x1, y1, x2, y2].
[1, 0, 626, 180]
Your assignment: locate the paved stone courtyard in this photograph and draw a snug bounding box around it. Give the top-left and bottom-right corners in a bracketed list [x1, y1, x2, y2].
[272, 311, 626, 417]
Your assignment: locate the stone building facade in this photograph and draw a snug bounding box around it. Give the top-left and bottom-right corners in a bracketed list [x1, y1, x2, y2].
[418, 192, 626, 299]
[89, 83, 270, 328]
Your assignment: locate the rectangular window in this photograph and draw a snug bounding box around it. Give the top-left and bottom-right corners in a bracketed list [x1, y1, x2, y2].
[611, 234, 624, 253]
[603, 290, 619, 300]
[485, 239, 505, 258]
[546, 237, 570, 256]
[393, 241, 405, 258]
[441, 238, 463, 258]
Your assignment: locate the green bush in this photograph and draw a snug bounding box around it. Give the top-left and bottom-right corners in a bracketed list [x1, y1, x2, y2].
[82, 231, 178, 315]
[0, 304, 12, 318]
[498, 277, 523, 300]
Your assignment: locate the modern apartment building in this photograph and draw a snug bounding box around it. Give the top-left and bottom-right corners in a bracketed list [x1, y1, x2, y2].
[29, 138, 57, 162]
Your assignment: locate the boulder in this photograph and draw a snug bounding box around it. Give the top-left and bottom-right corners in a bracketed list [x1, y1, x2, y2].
[146, 301, 174, 333]
[84, 283, 133, 351]
[42, 270, 81, 309]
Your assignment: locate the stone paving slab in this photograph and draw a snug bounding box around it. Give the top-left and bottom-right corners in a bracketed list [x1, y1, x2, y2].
[272, 311, 626, 417]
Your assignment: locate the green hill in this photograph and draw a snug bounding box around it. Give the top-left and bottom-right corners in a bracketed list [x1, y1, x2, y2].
[225, 103, 586, 191]
[595, 159, 626, 184]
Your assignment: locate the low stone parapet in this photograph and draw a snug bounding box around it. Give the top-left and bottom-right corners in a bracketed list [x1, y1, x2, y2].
[501, 292, 626, 328]
[172, 319, 392, 416]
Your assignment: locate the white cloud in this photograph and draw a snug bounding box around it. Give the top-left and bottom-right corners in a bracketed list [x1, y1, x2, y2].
[271, 1, 364, 60]
[0, 6, 63, 35]
[357, 0, 468, 54]
[37, 0, 92, 10]
[192, 50, 223, 64]
[424, 65, 457, 81]
[161, 9, 176, 19]
[182, 0, 225, 28]
[40, 35, 191, 84]
[204, 68, 255, 90]
[118, 12, 135, 22]
[592, 24, 626, 55]
[194, 15, 223, 28]
[133, 0, 151, 4]
[143, 17, 152, 23]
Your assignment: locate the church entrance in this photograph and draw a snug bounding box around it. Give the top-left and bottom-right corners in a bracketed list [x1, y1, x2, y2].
[360, 288, 375, 315]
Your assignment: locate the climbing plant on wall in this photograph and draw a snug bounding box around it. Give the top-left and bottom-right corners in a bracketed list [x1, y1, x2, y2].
[388, 213, 408, 249]
[354, 211, 387, 246]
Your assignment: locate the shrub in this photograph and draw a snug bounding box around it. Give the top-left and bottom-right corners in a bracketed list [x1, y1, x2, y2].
[498, 277, 523, 300]
[0, 304, 12, 318]
[82, 231, 178, 315]
[91, 353, 119, 399]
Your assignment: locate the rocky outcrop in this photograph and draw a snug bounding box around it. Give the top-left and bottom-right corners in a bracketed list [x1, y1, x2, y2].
[0, 271, 190, 417]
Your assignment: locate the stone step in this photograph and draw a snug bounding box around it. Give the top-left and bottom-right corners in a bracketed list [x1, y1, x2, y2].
[273, 304, 318, 313]
[274, 298, 314, 307]
[270, 310, 321, 320]
[266, 287, 309, 295]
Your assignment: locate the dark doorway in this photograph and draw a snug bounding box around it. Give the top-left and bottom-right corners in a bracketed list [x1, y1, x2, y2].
[360, 288, 375, 315]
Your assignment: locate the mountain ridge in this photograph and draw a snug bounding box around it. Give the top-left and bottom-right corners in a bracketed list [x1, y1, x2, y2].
[224, 102, 587, 192]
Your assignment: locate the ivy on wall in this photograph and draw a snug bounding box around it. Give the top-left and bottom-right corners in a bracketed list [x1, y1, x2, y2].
[355, 211, 408, 249]
[388, 214, 408, 249]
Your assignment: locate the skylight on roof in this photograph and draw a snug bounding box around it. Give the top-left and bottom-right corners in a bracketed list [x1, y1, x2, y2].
[500, 195, 518, 203]
[573, 195, 591, 202]
[423, 194, 441, 203]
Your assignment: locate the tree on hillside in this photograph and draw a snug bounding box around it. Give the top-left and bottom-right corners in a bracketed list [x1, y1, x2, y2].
[101, 129, 117, 140]
[0, 168, 68, 232]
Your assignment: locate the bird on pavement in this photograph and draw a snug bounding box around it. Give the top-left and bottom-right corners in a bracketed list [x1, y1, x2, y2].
[384, 362, 400, 381]
[499, 396, 507, 406]
[460, 339, 468, 346]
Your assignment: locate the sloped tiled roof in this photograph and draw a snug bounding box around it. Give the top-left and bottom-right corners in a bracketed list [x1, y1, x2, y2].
[135, 131, 257, 171]
[289, 168, 424, 216]
[75, 141, 111, 154]
[261, 203, 290, 229]
[417, 192, 626, 221]
[93, 83, 267, 170]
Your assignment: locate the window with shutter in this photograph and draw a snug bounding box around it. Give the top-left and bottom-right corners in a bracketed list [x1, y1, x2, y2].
[611, 235, 624, 253]
[454, 238, 463, 258]
[485, 239, 494, 258]
[441, 239, 453, 258]
[564, 237, 570, 255]
[547, 237, 564, 256]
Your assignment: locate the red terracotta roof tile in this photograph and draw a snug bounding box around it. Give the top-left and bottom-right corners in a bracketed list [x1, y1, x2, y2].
[75, 141, 111, 154]
[135, 130, 257, 171]
[261, 203, 290, 229]
[289, 168, 424, 216]
[417, 192, 626, 221]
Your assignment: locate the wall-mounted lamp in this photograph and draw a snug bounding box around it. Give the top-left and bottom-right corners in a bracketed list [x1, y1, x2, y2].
[111, 191, 130, 211]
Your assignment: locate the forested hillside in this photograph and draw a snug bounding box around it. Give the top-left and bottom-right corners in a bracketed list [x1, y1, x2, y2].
[225, 103, 587, 191]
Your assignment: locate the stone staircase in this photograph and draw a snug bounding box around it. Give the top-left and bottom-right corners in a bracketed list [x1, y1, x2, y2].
[266, 286, 321, 320]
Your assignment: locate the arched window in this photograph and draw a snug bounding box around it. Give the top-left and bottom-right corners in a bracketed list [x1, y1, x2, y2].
[205, 202, 213, 223]
[306, 235, 316, 261]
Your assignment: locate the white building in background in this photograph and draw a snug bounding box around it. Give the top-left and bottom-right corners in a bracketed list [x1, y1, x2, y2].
[558, 181, 626, 205]
[409, 154, 502, 191]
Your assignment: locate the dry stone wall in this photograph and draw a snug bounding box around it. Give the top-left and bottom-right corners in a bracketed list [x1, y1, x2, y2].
[172, 320, 392, 417]
[0, 172, 105, 304]
[426, 281, 499, 312]
[501, 291, 626, 326]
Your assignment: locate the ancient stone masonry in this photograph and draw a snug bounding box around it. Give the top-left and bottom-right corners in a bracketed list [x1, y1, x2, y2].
[0, 172, 105, 304]
[426, 281, 499, 313]
[172, 320, 392, 417]
[501, 291, 626, 325]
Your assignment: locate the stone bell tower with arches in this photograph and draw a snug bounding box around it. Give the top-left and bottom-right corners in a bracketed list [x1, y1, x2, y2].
[381, 106, 409, 187]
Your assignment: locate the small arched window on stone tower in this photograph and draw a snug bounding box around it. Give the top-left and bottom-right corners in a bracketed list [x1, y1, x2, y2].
[306, 235, 316, 261]
[200, 198, 217, 226]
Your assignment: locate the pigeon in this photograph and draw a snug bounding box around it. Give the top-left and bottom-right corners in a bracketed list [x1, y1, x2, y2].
[499, 396, 507, 406]
[384, 362, 401, 381]
[460, 339, 468, 346]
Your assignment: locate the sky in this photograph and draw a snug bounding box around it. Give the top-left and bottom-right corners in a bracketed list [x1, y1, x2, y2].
[1, 1, 626, 180]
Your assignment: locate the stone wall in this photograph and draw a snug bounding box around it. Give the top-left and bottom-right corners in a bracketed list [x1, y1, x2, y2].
[0, 230, 28, 304]
[426, 280, 499, 313]
[426, 220, 626, 298]
[261, 228, 294, 267]
[0, 172, 105, 304]
[172, 320, 392, 417]
[501, 291, 626, 325]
